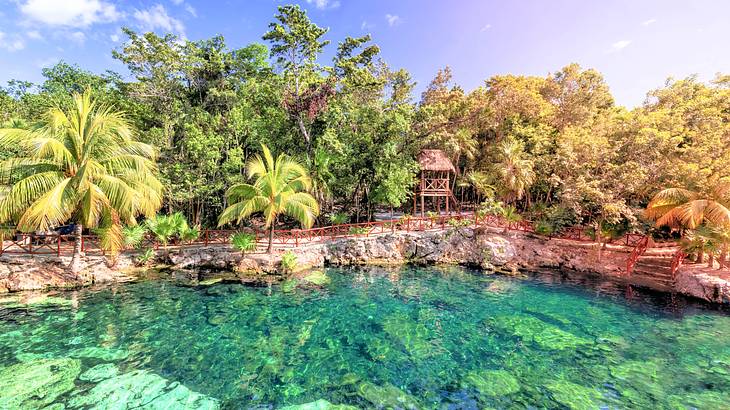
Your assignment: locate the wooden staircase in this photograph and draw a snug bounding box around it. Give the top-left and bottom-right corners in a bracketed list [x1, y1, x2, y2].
[629, 246, 680, 291]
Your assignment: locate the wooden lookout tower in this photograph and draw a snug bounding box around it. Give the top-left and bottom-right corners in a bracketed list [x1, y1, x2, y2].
[414, 149, 459, 216]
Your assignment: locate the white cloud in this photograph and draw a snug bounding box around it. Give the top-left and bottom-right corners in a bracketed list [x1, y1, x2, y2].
[480, 24, 492, 32]
[610, 40, 632, 52]
[385, 14, 401, 27]
[642, 18, 657, 26]
[171, 0, 184, 4]
[306, 0, 340, 10]
[19, 0, 120, 27]
[110, 33, 120, 42]
[361, 20, 375, 31]
[185, 4, 197, 17]
[26, 30, 43, 40]
[133, 4, 186, 37]
[69, 31, 86, 44]
[0, 32, 26, 52]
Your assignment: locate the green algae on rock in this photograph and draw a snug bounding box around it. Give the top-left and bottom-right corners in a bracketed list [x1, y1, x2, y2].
[0, 358, 81, 409]
[69, 346, 130, 361]
[356, 381, 421, 409]
[544, 380, 602, 410]
[463, 369, 520, 397]
[491, 315, 591, 350]
[300, 270, 331, 286]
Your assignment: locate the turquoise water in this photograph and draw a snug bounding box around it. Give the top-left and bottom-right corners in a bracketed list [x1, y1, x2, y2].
[1, 266, 730, 409]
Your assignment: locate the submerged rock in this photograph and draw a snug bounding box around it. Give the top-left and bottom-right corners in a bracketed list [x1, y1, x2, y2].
[0, 358, 81, 409]
[544, 380, 602, 410]
[79, 363, 119, 382]
[356, 381, 420, 410]
[463, 369, 520, 397]
[279, 399, 358, 410]
[491, 315, 590, 350]
[69, 346, 129, 361]
[300, 271, 331, 286]
[67, 369, 220, 409]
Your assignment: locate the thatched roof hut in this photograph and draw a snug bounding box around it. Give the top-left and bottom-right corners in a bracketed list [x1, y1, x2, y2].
[417, 149, 455, 173]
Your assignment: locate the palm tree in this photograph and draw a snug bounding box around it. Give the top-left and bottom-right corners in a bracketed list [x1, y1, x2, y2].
[494, 138, 535, 204]
[218, 144, 319, 253]
[645, 183, 730, 229]
[0, 89, 162, 273]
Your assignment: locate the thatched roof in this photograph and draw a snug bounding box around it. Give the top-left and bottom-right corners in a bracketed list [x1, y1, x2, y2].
[417, 149, 455, 173]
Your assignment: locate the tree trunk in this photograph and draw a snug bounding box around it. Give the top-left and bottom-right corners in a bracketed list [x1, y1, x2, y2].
[697, 247, 705, 264]
[267, 224, 275, 254]
[69, 224, 84, 275]
[719, 243, 728, 269]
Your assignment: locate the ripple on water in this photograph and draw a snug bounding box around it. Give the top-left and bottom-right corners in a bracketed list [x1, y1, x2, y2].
[0, 266, 729, 408]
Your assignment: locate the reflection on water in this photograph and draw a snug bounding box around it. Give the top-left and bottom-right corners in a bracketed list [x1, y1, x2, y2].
[1, 266, 729, 409]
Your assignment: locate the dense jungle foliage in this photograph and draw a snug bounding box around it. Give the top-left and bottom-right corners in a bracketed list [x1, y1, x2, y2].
[1, 5, 729, 235]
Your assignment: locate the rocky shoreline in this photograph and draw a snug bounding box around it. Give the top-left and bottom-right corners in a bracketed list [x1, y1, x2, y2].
[2, 226, 729, 304]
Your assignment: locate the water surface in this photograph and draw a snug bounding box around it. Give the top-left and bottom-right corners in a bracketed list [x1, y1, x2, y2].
[1, 266, 729, 409]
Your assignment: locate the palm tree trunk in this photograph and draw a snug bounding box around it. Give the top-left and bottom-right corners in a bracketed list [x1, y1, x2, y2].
[69, 223, 84, 275]
[719, 243, 728, 269]
[697, 246, 704, 264]
[267, 223, 275, 254]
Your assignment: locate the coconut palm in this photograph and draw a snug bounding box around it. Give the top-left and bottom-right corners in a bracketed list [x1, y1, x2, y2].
[645, 182, 730, 229]
[218, 144, 319, 253]
[0, 89, 163, 273]
[494, 138, 535, 204]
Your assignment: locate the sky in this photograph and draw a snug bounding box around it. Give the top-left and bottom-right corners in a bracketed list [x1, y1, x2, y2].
[0, 0, 729, 107]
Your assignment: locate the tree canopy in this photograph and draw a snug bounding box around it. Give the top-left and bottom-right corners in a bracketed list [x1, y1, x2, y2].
[1, 4, 729, 236]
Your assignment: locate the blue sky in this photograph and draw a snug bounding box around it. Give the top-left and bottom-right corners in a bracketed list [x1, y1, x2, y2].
[0, 0, 728, 107]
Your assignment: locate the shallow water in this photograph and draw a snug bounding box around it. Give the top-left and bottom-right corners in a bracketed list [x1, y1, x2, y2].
[1, 266, 730, 409]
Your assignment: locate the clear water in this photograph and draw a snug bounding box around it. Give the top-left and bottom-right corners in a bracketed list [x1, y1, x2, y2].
[1, 266, 730, 409]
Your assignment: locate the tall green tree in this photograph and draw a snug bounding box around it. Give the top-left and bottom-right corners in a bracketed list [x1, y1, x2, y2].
[0, 89, 163, 272]
[218, 144, 319, 253]
[263, 4, 333, 153]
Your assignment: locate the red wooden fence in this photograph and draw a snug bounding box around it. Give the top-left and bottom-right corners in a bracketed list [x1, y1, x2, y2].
[0, 213, 647, 257]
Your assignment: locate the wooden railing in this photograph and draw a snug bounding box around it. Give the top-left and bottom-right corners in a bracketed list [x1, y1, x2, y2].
[626, 235, 650, 277]
[0, 213, 649, 257]
[670, 249, 686, 281]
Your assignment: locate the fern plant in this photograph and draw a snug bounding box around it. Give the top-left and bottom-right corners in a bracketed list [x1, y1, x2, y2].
[122, 225, 148, 249]
[231, 232, 257, 256]
[280, 251, 298, 273]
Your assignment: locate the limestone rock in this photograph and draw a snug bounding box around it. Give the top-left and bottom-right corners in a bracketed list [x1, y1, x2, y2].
[279, 399, 357, 410]
[67, 369, 220, 409]
[79, 363, 119, 382]
[0, 358, 81, 409]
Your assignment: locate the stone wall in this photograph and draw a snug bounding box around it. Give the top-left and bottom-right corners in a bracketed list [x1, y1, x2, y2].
[8, 227, 730, 305]
[0, 254, 135, 293]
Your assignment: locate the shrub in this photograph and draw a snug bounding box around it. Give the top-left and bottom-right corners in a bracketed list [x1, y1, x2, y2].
[180, 226, 200, 243]
[329, 212, 349, 225]
[231, 232, 257, 256]
[280, 251, 298, 273]
[479, 198, 505, 216]
[136, 247, 156, 266]
[534, 220, 556, 236]
[348, 226, 368, 235]
[122, 225, 148, 249]
[447, 217, 470, 228]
